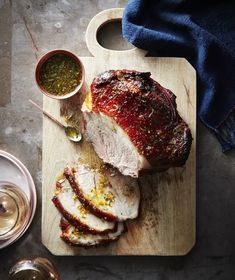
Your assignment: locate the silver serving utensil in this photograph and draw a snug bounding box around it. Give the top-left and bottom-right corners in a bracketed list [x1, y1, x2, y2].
[29, 99, 82, 142]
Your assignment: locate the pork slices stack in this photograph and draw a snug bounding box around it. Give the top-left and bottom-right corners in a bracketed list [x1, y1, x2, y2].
[60, 218, 126, 248]
[52, 163, 140, 248]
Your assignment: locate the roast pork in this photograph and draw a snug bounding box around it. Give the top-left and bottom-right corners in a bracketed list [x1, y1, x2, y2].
[82, 70, 192, 177]
[64, 164, 140, 222]
[52, 178, 116, 234]
[60, 218, 126, 248]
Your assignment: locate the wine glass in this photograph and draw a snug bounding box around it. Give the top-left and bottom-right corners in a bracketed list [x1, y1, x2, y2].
[8, 257, 60, 280]
[0, 181, 30, 241]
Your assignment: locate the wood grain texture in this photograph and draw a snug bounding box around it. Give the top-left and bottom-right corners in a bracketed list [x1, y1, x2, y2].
[42, 8, 196, 256]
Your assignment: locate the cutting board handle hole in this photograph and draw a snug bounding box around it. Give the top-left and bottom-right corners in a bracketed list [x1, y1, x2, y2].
[97, 20, 133, 51]
[86, 8, 147, 57]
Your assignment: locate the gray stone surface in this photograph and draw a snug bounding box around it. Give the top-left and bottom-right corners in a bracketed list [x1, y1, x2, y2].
[0, 0, 235, 279]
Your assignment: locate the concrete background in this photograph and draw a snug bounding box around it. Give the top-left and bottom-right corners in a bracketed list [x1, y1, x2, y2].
[0, 0, 235, 279]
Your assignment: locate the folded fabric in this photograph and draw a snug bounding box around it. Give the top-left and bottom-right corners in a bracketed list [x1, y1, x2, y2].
[122, 0, 235, 152]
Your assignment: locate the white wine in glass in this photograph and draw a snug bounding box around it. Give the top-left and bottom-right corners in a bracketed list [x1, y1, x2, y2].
[9, 257, 60, 280]
[0, 182, 30, 240]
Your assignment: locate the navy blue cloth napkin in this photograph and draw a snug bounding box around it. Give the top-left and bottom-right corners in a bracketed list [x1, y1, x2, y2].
[122, 0, 235, 152]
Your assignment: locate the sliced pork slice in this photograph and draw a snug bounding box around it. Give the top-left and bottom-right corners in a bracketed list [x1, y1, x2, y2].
[64, 164, 140, 222]
[60, 218, 126, 248]
[52, 178, 116, 234]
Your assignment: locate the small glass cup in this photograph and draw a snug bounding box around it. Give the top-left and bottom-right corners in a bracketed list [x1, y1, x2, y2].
[0, 182, 30, 241]
[8, 257, 60, 280]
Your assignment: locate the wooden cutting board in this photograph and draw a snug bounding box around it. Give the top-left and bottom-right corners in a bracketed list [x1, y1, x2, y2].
[42, 8, 196, 256]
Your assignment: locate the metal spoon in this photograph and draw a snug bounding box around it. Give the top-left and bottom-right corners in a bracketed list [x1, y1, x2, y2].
[29, 99, 82, 142]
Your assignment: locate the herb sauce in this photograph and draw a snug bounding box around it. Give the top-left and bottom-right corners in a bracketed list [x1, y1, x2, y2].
[40, 54, 81, 96]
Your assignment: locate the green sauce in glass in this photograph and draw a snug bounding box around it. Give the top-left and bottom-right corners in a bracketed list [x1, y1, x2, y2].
[40, 54, 81, 96]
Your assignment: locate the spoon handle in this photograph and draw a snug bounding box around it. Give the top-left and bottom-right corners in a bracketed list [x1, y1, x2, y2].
[29, 99, 65, 129]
